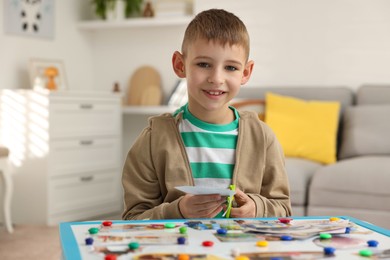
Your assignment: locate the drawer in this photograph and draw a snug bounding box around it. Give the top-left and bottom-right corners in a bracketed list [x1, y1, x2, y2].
[49, 101, 120, 138]
[49, 137, 121, 177]
[49, 170, 121, 215]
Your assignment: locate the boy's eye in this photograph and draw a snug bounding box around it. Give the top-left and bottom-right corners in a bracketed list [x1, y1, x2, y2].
[197, 62, 210, 68]
[225, 66, 238, 71]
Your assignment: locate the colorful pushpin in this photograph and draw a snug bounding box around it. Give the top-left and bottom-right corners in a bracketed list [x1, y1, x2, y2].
[202, 240, 214, 247]
[178, 254, 190, 260]
[278, 217, 292, 224]
[320, 233, 332, 239]
[177, 237, 186, 245]
[164, 223, 175, 229]
[359, 249, 373, 257]
[105, 255, 117, 260]
[217, 228, 228, 235]
[324, 247, 336, 256]
[256, 240, 268, 247]
[179, 226, 187, 234]
[102, 221, 112, 227]
[88, 227, 99, 235]
[367, 240, 379, 247]
[128, 242, 140, 250]
[85, 237, 94, 245]
[280, 235, 293, 241]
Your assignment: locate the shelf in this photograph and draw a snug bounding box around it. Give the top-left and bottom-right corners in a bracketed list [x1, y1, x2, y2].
[78, 16, 193, 31]
[122, 105, 178, 115]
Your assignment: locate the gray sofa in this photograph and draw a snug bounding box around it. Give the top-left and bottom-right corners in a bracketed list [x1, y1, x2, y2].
[307, 85, 390, 229]
[234, 85, 390, 230]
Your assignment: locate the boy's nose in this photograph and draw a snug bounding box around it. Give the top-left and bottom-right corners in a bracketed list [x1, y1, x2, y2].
[207, 69, 225, 86]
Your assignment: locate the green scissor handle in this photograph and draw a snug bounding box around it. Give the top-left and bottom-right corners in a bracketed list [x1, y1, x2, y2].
[225, 185, 236, 218]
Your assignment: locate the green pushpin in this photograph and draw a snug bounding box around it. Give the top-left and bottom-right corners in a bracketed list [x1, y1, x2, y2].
[359, 249, 373, 257]
[164, 223, 175, 229]
[88, 227, 99, 235]
[128, 241, 140, 250]
[319, 233, 332, 239]
[179, 226, 187, 234]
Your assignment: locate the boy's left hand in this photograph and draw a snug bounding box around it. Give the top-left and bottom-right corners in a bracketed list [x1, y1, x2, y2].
[227, 188, 256, 218]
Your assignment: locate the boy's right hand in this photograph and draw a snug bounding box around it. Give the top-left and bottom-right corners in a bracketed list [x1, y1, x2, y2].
[179, 194, 226, 218]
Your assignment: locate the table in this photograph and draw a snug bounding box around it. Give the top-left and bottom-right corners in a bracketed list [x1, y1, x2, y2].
[59, 216, 390, 260]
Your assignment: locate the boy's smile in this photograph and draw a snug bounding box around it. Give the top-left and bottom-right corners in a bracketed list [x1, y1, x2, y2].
[173, 38, 254, 124]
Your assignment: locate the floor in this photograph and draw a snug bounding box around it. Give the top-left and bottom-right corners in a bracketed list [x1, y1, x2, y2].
[0, 212, 122, 260]
[0, 224, 61, 260]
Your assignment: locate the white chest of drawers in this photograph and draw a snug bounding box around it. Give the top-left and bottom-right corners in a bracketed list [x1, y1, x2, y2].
[0, 89, 122, 225]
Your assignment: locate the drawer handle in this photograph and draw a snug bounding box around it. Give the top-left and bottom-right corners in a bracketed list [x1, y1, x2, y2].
[80, 176, 94, 182]
[80, 140, 93, 145]
[80, 104, 93, 109]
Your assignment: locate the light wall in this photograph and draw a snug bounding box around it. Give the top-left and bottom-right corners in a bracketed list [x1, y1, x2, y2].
[0, 0, 94, 91]
[1, 0, 390, 97]
[195, 0, 390, 90]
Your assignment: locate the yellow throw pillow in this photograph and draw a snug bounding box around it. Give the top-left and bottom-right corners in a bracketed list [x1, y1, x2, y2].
[265, 92, 340, 164]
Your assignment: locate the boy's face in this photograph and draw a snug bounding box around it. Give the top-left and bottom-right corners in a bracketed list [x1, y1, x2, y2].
[173, 38, 253, 122]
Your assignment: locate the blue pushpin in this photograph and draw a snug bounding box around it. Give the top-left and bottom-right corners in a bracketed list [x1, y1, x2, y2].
[177, 237, 186, 245]
[217, 228, 228, 235]
[324, 247, 336, 255]
[280, 235, 293, 241]
[85, 237, 94, 245]
[367, 240, 379, 247]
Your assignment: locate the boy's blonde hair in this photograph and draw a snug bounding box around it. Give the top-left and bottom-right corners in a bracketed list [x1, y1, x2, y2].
[181, 9, 250, 60]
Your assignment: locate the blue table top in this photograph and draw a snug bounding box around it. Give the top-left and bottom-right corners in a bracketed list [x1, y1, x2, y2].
[59, 216, 390, 260]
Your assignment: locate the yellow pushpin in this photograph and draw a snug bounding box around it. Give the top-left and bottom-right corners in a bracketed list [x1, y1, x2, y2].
[256, 240, 268, 247]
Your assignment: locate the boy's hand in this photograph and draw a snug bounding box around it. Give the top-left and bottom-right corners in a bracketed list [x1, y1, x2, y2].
[179, 194, 226, 218]
[227, 188, 256, 218]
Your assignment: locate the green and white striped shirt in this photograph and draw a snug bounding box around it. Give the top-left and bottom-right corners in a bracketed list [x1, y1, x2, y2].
[175, 104, 239, 189]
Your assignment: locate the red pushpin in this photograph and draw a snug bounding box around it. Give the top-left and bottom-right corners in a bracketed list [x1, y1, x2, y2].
[102, 221, 113, 227]
[202, 240, 214, 247]
[105, 254, 117, 260]
[278, 217, 292, 224]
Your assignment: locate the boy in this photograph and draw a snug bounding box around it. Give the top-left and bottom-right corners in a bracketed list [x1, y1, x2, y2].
[122, 9, 291, 220]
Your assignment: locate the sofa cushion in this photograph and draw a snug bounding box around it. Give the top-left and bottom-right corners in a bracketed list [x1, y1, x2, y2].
[308, 156, 390, 212]
[285, 158, 322, 207]
[265, 92, 340, 164]
[357, 85, 390, 105]
[339, 105, 390, 159]
[307, 207, 390, 230]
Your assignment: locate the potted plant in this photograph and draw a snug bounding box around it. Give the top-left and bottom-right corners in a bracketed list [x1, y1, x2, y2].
[92, 0, 143, 20]
[91, 0, 116, 20]
[124, 0, 143, 18]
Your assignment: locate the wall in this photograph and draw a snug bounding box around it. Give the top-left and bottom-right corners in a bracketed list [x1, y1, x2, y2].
[1, 0, 390, 95]
[90, 0, 390, 99]
[0, 0, 94, 91]
[206, 0, 390, 89]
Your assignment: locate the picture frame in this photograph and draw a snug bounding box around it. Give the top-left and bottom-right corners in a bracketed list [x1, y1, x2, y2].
[4, 0, 55, 39]
[29, 58, 68, 90]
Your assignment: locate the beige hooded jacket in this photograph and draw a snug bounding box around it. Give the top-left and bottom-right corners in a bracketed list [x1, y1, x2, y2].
[122, 110, 291, 220]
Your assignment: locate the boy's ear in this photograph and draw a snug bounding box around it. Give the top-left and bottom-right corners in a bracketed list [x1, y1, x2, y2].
[172, 51, 186, 78]
[241, 60, 254, 85]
